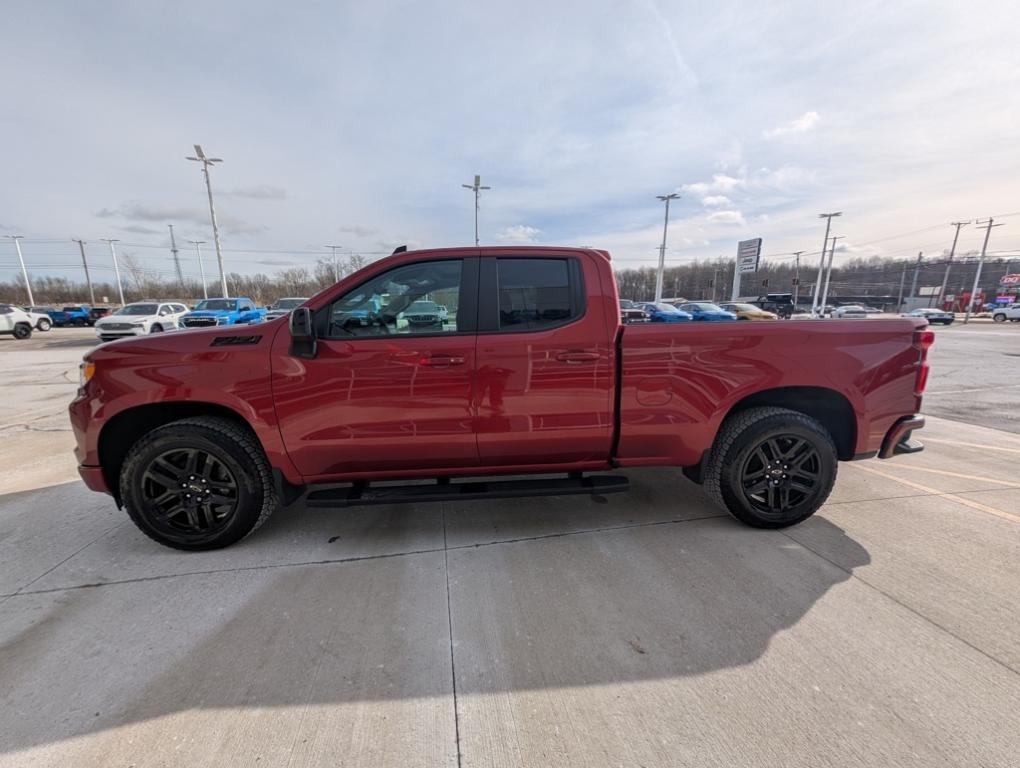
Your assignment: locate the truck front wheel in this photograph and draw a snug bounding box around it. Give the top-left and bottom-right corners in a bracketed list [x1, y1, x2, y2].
[703, 407, 837, 528]
[119, 416, 278, 550]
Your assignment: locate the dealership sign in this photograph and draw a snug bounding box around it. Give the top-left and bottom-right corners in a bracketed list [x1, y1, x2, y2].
[737, 238, 762, 273]
[1000, 273, 1020, 285]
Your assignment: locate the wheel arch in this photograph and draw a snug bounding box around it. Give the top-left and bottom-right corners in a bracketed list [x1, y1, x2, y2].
[722, 386, 857, 460]
[98, 401, 259, 502]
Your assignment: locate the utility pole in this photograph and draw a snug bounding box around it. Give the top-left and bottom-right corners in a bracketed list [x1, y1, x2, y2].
[324, 245, 343, 282]
[186, 145, 228, 298]
[461, 175, 491, 246]
[791, 251, 803, 310]
[819, 235, 844, 314]
[188, 240, 208, 299]
[937, 221, 970, 308]
[966, 218, 1004, 323]
[896, 262, 907, 311]
[811, 212, 842, 316]
[100, 238, 125, 306]
[906, 251, 924, 310]
[4, 235, 33, 306]
[72, 239, 96, 306]
[167, 224, 184, 289]
[654, 192, 680, 302]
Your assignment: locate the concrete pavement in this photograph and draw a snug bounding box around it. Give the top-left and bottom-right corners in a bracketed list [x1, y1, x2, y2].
[1, 327, 1019, 766]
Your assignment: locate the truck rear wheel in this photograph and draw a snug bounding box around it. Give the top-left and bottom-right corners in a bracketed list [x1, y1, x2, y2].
[703, 407, 837, 528]
[119, 416, 278, 550]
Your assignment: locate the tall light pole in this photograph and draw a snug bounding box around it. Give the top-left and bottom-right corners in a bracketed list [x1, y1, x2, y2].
[965, 218, 1003, 323]
[324, 244, 343, 282]
[819, 234, 844, 313]
[937, 221, 970, 308]
[4, 235, 33, 306]
[72, 239, 96, 306]
[188, 240, 208, 299]
[791, 251, 804, 310]
[655, 192, 680, 302]
[461, 175, 491, 246]
[186, 145, 228, 298]
[100, 238, 125, 306]
[811, 212, 842, 316]
[167, 224, 184, 289]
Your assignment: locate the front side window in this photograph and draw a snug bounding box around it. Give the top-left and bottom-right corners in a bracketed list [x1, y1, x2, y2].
[325, 259, 464, 338]
[497, 258, 576, 331]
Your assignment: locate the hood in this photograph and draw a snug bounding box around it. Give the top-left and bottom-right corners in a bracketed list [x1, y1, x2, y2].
[97, 314, 153, 325]
[184, 309, 235, 317]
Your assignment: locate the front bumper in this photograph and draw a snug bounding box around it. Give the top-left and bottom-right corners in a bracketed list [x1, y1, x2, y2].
[95, 326, 147, 339]
[78, 464, 111, 494]
[879, 415, 925, 459]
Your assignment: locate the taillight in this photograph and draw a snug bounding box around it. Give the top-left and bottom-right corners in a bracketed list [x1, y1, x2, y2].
[913, 329, 934, 395]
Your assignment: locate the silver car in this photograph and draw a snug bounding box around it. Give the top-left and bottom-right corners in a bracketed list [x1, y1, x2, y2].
[265, 297, 309, 321]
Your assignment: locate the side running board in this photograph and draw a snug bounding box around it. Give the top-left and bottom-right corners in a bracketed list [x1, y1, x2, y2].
[303, 474, 629, 508]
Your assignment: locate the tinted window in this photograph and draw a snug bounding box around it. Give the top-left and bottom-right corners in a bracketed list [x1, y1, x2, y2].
[196, 299, 235, 311]
[497, 258, 576, 331]
[0, 305, 11, 315]
[326, 259, 464, 338]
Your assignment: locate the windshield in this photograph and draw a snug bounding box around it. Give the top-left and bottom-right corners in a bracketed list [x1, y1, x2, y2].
[731, 303, 758, 311]
[115, 304, 158, 316]
[651, 303, 679, 312]
[686, 303, 723, 312]
[272, 298, 305, 309]
[195, 299, 236, 311]
[61, 306, 82, 312]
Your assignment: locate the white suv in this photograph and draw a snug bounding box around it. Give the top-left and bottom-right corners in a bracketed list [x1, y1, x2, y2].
[991, 305, 1020, 323]
[94, 301, 190, 341]
[0, 304, 36, 339]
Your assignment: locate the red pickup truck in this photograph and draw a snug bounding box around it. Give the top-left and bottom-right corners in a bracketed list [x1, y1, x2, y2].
[70, 246, 930, 550]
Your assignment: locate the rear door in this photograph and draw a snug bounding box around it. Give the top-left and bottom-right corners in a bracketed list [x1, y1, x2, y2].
[473, 254, 614, 466]
[272, 256, 480, 478]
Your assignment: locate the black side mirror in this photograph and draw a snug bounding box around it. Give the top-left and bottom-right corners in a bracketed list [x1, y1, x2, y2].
[290, 307, 317, 359]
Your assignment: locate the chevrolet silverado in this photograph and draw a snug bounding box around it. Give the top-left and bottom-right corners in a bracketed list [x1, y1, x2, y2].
[71, 246, 930, 550]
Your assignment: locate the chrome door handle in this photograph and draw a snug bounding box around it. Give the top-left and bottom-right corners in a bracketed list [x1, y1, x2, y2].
[556, 351, 600, 364]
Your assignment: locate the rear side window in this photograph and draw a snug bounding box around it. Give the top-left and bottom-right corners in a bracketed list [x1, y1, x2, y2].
[496, 258, 579, 331]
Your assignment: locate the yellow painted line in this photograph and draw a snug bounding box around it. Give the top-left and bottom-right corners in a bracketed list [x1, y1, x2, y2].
[877, 464, 1019, 487]
[921, 437, 1020, 456]
[854, 464, 1020, 525]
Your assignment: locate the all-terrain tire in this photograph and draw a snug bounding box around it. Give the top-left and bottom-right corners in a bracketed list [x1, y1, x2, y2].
[12, 323, 32, 340]
[119, 416, 278, 550]
[703, 406, 838, 528]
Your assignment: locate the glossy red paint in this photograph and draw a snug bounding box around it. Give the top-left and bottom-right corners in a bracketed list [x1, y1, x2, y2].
[70, 245, 927, 497]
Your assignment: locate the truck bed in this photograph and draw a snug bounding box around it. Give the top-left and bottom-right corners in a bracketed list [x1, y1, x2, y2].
[616, 318, 926, 466]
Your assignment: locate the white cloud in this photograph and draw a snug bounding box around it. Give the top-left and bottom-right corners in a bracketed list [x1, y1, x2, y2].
[682, 174, 744, 199]
[701, 195, 731, 207]
[764, 111, 821, 139]
[497, 224, 542, 244]
[707, 211, 746, 226]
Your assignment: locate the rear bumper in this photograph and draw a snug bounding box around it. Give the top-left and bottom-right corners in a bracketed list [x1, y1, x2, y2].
[879, 415, 925, 459]
[78, 464, 110, 494]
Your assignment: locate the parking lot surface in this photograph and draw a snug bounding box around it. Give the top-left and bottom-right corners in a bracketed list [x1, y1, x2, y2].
[1, 323, 1019, 767]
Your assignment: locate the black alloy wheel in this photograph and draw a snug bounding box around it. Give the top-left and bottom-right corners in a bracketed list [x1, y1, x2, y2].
[120, 416, 278, 550]
[139, 447, 240, 542]
[703, 406, 837, 528]
[738, 435, 821, 517]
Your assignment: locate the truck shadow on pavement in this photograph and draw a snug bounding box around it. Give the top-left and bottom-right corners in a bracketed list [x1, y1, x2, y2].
[0, 469, 870, 757]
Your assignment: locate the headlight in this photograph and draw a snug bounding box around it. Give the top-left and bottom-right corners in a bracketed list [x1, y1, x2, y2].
[79, 361, 96, 387]
[130, 321, 146, 326]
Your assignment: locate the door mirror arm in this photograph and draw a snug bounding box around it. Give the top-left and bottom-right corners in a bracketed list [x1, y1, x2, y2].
[290, 307, 317, 358]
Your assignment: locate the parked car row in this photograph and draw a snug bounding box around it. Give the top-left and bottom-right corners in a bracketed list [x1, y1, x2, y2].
[621, 300, 776, 323]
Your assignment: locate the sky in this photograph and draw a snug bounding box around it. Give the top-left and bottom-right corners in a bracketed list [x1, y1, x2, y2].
[2, 0, 1019, 285]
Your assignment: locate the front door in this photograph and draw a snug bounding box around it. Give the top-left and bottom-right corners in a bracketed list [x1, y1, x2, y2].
[272, 257, 479, 479]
